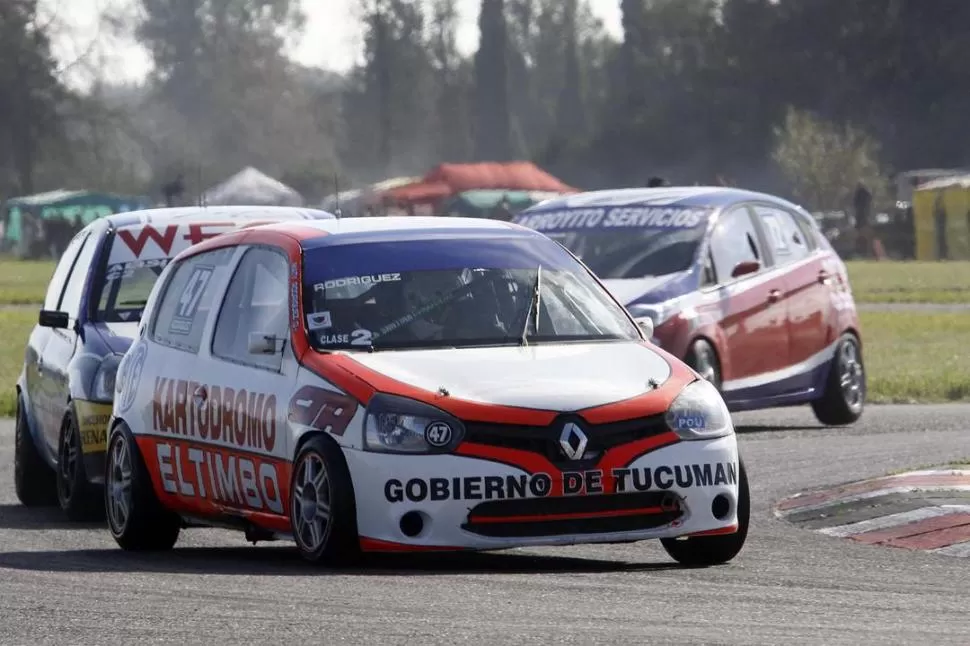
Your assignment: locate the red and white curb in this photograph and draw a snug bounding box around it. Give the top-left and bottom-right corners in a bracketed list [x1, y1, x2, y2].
[775, 469, 970, 556]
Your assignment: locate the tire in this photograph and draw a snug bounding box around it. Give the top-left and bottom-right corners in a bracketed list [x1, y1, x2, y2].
[811, 333, 865, 426]
[104, 424, 181, 551]
[661, 457, 750, 567]
[290, 435, 360, 565]
[685, 339, 722, 390]
[14, 395, 58, 507]
[56, 411, 104, 521]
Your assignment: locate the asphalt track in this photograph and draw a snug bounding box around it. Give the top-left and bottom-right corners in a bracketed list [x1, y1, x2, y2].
[1, 405, 969, 645]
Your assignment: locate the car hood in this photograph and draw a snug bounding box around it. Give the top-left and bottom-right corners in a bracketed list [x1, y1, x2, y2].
[600, 271, 695, 306]
[345, 341, 673, 411]
[95, 322, 140, 354]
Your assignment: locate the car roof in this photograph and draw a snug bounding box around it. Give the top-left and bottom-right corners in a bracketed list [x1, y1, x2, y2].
[261, 216, 540, 249]
[523, 186, 803, 212]
[103, 205, 335, 230]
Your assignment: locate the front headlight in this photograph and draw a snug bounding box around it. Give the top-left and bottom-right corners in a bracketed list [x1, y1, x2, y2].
[91, 354, 123, 402]
[665, 379, 733, 440]
[363, 393, 465, 454]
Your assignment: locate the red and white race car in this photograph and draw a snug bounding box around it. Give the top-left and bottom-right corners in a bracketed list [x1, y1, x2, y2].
[105, 216, 749, 566]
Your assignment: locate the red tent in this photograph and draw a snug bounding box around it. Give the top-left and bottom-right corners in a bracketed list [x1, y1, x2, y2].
[385, 162, 577, 205]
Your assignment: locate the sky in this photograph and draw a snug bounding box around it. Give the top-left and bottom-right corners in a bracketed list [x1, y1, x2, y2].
[42, 0, 623, 89]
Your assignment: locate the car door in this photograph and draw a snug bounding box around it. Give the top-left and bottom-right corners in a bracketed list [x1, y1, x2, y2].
[132, 245, 240, 444]
[36, 231, 101, 452]
[188, 246, 297, 521]
[754, 205, 838, 387]
[26, 230, 89, 456]
[707, 205, 790, 395]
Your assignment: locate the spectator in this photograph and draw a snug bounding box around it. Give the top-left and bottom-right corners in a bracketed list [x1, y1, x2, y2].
[491, 195, 513, 221]
[647, 177, 670, 188]
[162, 173, 186, 207]
[853, 182, 873, 258]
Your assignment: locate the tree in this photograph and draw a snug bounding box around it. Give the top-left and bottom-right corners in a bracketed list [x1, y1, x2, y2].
[772, 107, 890, 212]
[340, 0, 437, 182]
[474, 0, 513, 161]
[555, 0, 586, 136]
[429, 0, 474, 163]
[134, 0, 339, 189]
[0, 0, 67, 195]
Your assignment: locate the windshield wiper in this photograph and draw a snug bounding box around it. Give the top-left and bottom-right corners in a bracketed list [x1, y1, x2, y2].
[520, 266, 541, 346]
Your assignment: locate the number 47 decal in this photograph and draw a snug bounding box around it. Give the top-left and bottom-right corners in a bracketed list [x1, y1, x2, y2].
[177, 265, 214, 319]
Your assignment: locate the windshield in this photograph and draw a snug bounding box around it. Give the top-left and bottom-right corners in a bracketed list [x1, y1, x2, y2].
[94, 221, 246, 323]
[303, 236, 640, 352]
[514, 205, 711, 279]
[97, 256, 170, 322]
[545, 227, 706, 279]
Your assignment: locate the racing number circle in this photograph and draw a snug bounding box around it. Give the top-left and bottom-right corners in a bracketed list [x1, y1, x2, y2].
[424, 421, 453, 447]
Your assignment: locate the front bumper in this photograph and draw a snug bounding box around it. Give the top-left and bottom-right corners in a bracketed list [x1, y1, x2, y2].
[345, 435, 740, 551]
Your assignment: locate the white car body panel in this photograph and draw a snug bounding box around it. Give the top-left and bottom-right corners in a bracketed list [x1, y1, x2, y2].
[347, 342, 672, 410]
[345, 435, 739, 549]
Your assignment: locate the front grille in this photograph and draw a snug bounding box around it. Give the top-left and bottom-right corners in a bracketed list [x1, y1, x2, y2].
[462, 491, 683, 537]
[464, 414, 668, 470]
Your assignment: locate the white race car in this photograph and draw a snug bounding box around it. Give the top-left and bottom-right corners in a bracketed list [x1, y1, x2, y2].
[104, 216, 749, 566]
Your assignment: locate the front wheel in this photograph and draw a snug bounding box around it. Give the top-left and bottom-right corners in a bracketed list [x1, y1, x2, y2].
[104, 424, 181, 551]
[289, 435, 359, 565]
[811, 333, 865, 426]
[685, 339, 722, 391]
[661, 457, 750, 566]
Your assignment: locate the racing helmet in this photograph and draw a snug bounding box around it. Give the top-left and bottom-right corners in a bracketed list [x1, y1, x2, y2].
[401, 270, 468, 324]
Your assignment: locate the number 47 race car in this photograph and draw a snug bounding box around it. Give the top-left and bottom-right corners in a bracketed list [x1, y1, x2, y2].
[105, 216, 749, 566]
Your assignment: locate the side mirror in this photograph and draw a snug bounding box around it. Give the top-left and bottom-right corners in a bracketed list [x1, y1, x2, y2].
[248, 332, 284, 355]
[39, 310, 69, 330]
[634, 316, 655, 339]
[731, 260, 761, 279]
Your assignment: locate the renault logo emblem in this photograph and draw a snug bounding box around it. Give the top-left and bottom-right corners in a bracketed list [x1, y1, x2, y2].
[559, 422, 588, 460]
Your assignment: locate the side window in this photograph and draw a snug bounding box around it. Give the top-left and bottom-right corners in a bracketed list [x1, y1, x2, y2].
[754, 206, 811, 264]
[701, 251, 717, 286]
[212, 247, 290, 372]
[709, 208, 765, 283]
[791, 210, 819, 250]
[43, 231, 88, 311]
[58, 233, 102, 320]
[151, 247, 236, 353]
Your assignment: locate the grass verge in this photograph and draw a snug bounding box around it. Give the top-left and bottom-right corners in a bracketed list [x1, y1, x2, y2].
[0, 258, 967, 306]
[0, 310, 34, 417]
[861, 310, 970, 403]
[0, 310, 966, 418]
[0, 257, 54, 305]
[846, 260, 970, 304]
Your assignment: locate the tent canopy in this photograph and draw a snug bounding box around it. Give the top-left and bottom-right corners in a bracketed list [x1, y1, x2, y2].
[321, 176, 419, 214]
[6, 189, 150, 211]
[442, 189, 562, 217]
[386, 162, 577, 205]
[202, 167, 304, 207]
[915, 174, 970, 192]
[3, 189, 153, 244]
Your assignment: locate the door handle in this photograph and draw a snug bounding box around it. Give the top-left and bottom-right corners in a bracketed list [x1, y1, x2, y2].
[767, 289, 782, 304]
[193, 386, 208, 409]
[817, 270, 832, 285]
